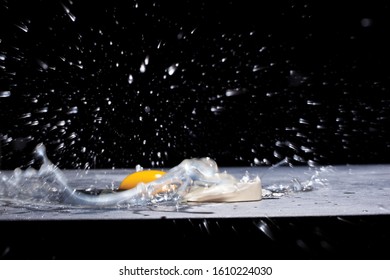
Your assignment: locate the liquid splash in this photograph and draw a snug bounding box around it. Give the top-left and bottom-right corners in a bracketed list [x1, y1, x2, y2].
[0, 144, 262, 208]
[0, 144, 328, 210]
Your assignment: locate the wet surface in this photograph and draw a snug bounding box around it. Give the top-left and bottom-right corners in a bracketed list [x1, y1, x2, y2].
[1, 164, 389, 260]
[1, 164, 389, 220]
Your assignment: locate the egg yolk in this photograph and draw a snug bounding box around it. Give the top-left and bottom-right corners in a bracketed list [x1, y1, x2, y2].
[119, 170, 166, 190]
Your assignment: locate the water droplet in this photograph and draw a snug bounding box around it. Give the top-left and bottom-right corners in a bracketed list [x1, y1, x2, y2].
[299, 118, 309, 125]
[252, 65, 263, 72]
[167, 64, 178, 75]
[307, 100, 321, 106]
[293, 154, 304, 162]
[62, 4, 76, 22]
[128, 74, 134, 84]
[273, 150, 282, 158]
[20, 113, 31, 118]
[254, 220, 275, 240]
[16, 23, 28, 32]
[37, 107, 48, 113]
[361, 18, 372, 27]
[68, 12, 76, 22]
[0, 91, 11, 98]
[301, 146, 312, 153]
[68, 132, 77, 139]
[135, 164, 143, 172]
[225, 89, 240, 97]
[67, 107, 78, 114]
[140, 63, 146, 73]
[37, 60, 48, 70]
[210, 106, 224, 114]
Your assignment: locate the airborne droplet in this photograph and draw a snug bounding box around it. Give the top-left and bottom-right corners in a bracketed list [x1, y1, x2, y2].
[167, 64, 178, 75]
[0, 91, 11, 98]
[140, 63, 146, 73]
[128, 74, 134, 84]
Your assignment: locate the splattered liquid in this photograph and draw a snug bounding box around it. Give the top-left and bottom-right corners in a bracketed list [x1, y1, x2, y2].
[0, 144, 328, 211]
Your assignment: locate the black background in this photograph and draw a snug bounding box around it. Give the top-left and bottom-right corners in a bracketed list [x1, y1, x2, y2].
[1, 0, 390, 169]
[2, 216, 390, 259]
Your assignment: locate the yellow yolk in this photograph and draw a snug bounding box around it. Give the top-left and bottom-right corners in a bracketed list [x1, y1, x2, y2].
[119, 170, 166, 190]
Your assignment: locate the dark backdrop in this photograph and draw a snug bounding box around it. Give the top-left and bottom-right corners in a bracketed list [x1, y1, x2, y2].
[1, 0, 390, 169]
